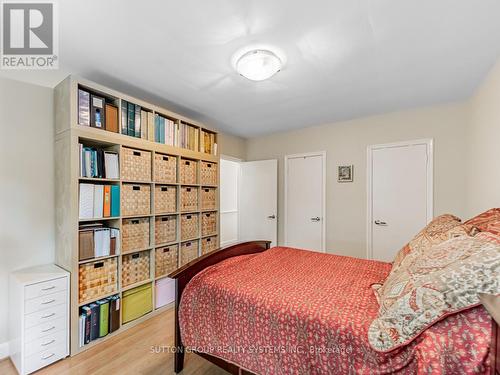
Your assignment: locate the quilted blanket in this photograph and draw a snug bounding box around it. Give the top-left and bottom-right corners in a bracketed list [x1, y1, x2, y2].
[179, 247, 493, 374]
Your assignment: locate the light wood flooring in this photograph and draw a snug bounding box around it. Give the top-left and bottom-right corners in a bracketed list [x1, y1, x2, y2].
[0, 308, 228, 375]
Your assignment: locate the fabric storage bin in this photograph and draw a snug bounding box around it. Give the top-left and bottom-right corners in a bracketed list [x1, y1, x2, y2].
[155, 278, 175, 309]
[180, 186, 198, 212]
[180, 240, 199, 266]
[201, 187, 217, 210]
[200, 161, 218, 186]
[122, 184, 151, 216]
[122, 283, 153, 324]
[154, 153, 177, 184]
[154, 185, 177, 214]
[155, 215, 177, 245]
[201, 212, 217, 236]
[155, 245, 178, 277]
[122, 250, 151, 287]
[121, 147, 151, 182]
[201, 236, 218, 255]
[122, 218, 150, 252]
[180, 159, 197, 184]
[78, 258, 118, 303]
[181, 213, 199, 241]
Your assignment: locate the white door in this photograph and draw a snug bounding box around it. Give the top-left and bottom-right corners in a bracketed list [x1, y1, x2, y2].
[239, 160, 278, 247]
[285, 153, 325, 251]
[220, 158, 240, 247]
[368, 140, 433, 261]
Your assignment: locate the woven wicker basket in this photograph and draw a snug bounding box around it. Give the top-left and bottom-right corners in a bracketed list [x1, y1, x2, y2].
[155, 245, 178, 277]
[154, 185, 177, 214]
[121, 147, 151, 182]
[122, 184, 151, 216]
[180, 159, 197, 184]
[155, 215, 177, 245]
[201, 236, 218, 255]
[180, 240, 199, 266]
[78, 258, 118, 303]
[122, 250, 150, 287]
[181, 213, 199, 241]
[180, 186, 198, 212]
[122, 218, 150, 252]
[201, 212, 217, 236]
[200, 161, 217, 186]
[154, 153, 177, 184]
[201, 187, 216, 210]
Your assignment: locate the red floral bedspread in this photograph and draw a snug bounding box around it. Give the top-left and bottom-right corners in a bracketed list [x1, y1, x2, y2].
[179, 247, 492, 374]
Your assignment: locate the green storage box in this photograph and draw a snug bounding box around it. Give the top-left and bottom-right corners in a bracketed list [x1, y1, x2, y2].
[122, 283, 153, 324]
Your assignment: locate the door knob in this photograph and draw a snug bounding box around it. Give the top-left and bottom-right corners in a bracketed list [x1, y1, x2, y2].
[267, 214, 276, 219]
[311, 217, 321, 222]
[374, 220, 388, 226]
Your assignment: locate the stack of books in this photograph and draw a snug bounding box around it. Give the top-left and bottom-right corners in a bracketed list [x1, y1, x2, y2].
[78, 223, 120, 261]
[79, 183, 120, 219]
[121, 101, 154, 140]
[154, 114, 178, 146]
[178, 122, 199, 151]
[200, 130, 217, 155]
[79, 295, 120, 347]
[79, 145, 119, 179]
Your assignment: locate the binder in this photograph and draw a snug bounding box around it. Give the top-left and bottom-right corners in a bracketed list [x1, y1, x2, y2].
[91, 95, 106, 129]
[96, 149, 105, 178]
[127, 102, 135, 136]
[103, 185, 111, 217]
[89, 303, 100, 341]
[108, 296, 120, 333]
[79, 183, 94, 219]
[81, 306, 91, 345]
[79, 314, 85, 347]
[110, 185, 120, 217]
[98, 299, 110, 337]
[78, 89, 90, 126]
[105, 104, 119, 133]
[94, 228, 110, 257]
[78, 229, 94, 260]
[93, 185, 104, 218]
[104, 151, 119, 179]
[110, 228, 120, 255]
[121, 100, 128, 135]
[134, 104, 141, 138]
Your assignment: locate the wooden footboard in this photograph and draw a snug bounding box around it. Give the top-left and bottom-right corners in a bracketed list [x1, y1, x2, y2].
[168, 240, 272, 374]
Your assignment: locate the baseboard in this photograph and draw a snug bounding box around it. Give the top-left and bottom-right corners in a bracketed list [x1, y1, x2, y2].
[0, 341, 9, 360]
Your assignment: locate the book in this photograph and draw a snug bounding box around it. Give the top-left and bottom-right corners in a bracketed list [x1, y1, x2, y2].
[81, 306, 91, 345]
[78, 89, 90, 126]
[93, 185, 104, 218]
[134, 104, 141, 138]
[103, 185, 111, 217]
[127, 102, 135, 136]
[108, 296, 120, 333]
[140, 110, 148, 139]
[97, 299, 110, 338]
[78, 229, 94, 260]
[89, 303, 100, 341]
[79, 183, 94, 219]
[105, 104, 119, 133]
[110, 228, 120, 255]
[121, 100, 128, 134]
[104, 151, 119, 179]
[91, 95, 105, 129]
[147, 111, 154, 141]
[79, 313, 85, 347]
[110, 185, 120, 217]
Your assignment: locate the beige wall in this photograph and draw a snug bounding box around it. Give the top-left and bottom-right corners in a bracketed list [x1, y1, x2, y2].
[466, 59, 500, 217]
[218, 132, 247, 160]
[0, 78, 55, 350]
[246, 103, 469, 258]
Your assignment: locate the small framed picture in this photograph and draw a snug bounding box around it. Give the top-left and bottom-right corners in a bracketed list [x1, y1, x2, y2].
[338, 165, 353, 182]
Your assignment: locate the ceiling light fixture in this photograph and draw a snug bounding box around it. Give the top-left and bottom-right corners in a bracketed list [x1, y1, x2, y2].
[236, 49, 282, 81]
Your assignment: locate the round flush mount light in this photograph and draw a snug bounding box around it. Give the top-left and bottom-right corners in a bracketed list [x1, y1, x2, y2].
[235, 49, 282, 81]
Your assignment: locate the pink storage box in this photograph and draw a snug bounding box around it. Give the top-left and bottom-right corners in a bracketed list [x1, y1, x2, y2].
[155, 277, 175, 309]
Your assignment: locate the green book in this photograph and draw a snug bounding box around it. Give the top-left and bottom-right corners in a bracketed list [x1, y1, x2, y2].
[127, 102, 135, 136]
[97, 299, 109, 337]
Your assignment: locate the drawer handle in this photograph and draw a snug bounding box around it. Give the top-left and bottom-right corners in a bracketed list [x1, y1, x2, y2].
[163, 248, 170, 253]
[161, 187, 168, 192]
[41, 326, 56, 333]
[133, 186, 140, 191]
[207, 164, 212, 168]
[204, 189, 209, 192]
[185, 161, 190, 166]
[161, 217, 169, 222]
[186, 215, 192, 219]
[41, 286, 56, 291]
[186, 188, 191, 192]
[41, 313, 56, 319]
[41, 299, 56, 305]
[132, 253, 140, 259]
[94, 262, 104, 269]
[132, 219, 139, 224]
[41, 353, 55, 360]
[133, 151, 141, 156]
[207, 238, 211, 242]
[163, 156, 169, 161]
[42, 339, 56, 347]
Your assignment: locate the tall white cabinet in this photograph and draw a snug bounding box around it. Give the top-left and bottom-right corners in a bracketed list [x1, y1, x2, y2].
[9, 264, 70, 374]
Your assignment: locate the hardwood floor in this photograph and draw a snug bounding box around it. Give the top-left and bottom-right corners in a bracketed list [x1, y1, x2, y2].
[0, 308, 228, 375]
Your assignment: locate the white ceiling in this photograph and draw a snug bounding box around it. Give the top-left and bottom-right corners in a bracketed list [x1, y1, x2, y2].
[2, 0, 500, 137]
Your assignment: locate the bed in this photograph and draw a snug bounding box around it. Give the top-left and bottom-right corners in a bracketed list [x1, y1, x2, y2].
[170, 211, 500, 375]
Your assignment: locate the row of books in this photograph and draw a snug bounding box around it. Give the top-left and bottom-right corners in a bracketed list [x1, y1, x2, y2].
[200, 130, 217, 155]
[79, 295, 120, 347]
[179, 122, 199, 151]
[79, 145, 119, 179]
[154, 114, 177, 146]
[121, 100, 154, 140]
[79, 183, 120, 219]
[78, 89, 119, 132]
[79, 223, 120, 261]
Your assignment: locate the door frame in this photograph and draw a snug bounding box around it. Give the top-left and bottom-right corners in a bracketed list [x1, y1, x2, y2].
[220, 155, 242, 247]
[284, 151, 327, 252]
[366, 139, 434, 259]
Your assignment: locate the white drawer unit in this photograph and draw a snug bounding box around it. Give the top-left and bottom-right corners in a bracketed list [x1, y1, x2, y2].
[9, 264, 70, 375]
